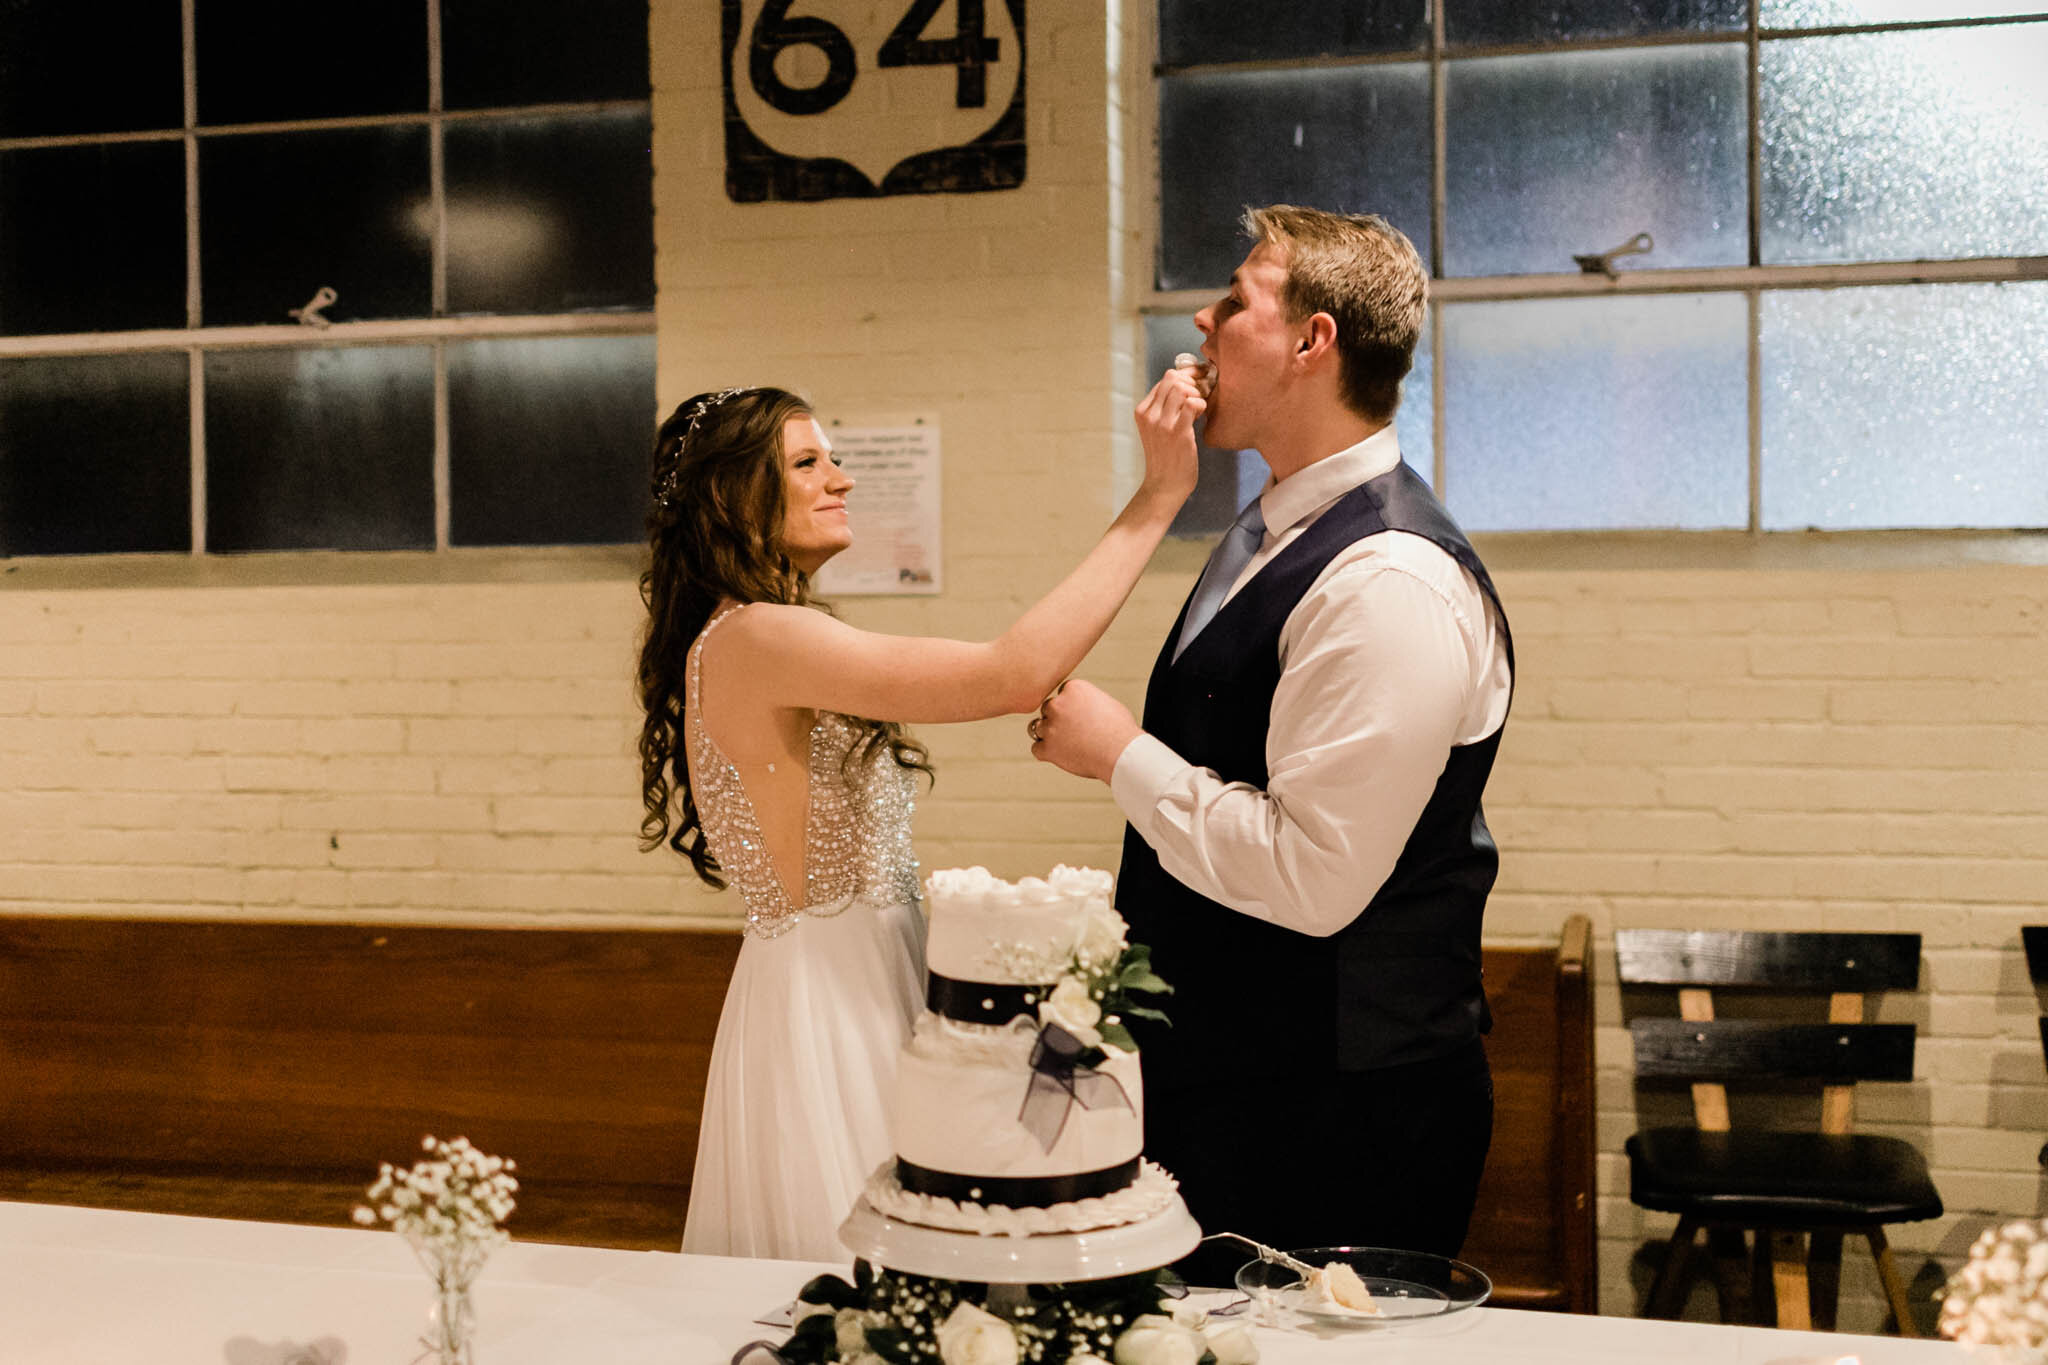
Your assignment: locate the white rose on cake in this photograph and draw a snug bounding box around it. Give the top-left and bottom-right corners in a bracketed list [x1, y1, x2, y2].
[1074, 908, 1129, 966]
[935, 1301, 1021, 1365]
[1042, 976, 1103, 1047]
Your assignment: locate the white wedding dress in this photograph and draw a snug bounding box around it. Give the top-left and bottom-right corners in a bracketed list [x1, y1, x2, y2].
[679, 604, 926, 1261]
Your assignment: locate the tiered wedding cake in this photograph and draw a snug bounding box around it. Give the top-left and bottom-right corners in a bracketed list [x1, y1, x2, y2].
[838, 866, 1200, 1278]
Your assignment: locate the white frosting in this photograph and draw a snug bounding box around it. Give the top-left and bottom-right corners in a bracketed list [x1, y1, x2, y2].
[924, 864, 1115, 985]
[862, 1159, 1181, 1238]
[893, 1015, 1143, 1178]
[895, 863, 1169, 1238]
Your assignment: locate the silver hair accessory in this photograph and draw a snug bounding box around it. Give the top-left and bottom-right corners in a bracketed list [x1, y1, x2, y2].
[653, 385, 754, 514]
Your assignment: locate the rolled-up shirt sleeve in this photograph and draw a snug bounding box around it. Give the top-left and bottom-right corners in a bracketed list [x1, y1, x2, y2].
[1109, 554, 1481, 938]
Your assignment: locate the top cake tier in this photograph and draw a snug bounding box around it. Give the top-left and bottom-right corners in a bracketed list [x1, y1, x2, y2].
[924, 865, 1116, 987]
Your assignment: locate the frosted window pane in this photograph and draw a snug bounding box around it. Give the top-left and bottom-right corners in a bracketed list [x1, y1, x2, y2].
[1760, 25, 2048, 263]
[1761, 282, 2048, 530]
[1762, 1, 2046, 24]
[1158, 66, 1430, 292]
[1448, 0, 1745, 47]
[1441, 294, 1747, 531]
[1445, 46, 1748, 277]
[1144, 315, 1432, 536]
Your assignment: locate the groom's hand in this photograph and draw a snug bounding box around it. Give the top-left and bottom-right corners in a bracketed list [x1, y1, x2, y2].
[1030, 679, 1140, 783]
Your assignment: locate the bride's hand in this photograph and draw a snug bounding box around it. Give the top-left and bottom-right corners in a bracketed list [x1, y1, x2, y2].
[1133, 364, 1204, 506]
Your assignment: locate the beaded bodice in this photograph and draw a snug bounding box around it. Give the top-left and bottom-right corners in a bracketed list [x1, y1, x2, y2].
[685, 604, 920, 938]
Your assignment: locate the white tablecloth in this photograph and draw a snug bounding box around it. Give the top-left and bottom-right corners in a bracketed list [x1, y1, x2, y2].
[0, 1200, 1971, 1364]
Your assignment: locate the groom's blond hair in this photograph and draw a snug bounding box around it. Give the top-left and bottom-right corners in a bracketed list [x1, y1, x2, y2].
[1244, 205, 1427, 424]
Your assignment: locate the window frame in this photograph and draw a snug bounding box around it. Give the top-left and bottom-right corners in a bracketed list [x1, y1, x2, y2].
[0, 0, 655, 559]
[1138, 6, 2048, 537]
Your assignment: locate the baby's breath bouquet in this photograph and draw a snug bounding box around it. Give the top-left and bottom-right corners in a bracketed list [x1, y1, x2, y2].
[1940, 1217, 2048, 1356]
[353, 1136, 518, 1365]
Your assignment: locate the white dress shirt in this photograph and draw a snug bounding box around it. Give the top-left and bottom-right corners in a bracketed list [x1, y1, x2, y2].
[1110, 424, 1513, 938]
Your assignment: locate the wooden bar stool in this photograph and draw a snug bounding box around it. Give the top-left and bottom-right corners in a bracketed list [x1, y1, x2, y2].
[1617, 929, 1941, 1335]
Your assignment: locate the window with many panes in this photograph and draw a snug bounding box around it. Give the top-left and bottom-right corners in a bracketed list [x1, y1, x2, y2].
[0, 0, 655, 557]
[1146, 1, 2048, 535]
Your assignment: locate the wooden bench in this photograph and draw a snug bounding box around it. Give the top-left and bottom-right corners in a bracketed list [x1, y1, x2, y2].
[1460, 913, 1598, 1314]
[0, 910, 1598, 1299]
[0, 917, 740, 1248]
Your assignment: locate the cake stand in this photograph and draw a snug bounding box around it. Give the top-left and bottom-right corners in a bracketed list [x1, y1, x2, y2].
[837, 1193, 1202, 1284]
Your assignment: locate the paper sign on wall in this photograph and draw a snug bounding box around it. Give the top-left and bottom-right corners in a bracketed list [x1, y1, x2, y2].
[812, 418, 942, 596]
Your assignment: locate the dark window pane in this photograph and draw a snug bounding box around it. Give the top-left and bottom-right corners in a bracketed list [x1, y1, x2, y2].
[1159, 0, 1425, 66]
[203, 346, 433, 551]
[0, 2, 184, 137]
[0, 142, 186, 335]
[448, 334, 654, 546]
[1444, 45, 1748, 277]
[0, 353, 190, 556]
[200, 127, 431, 324]
[196, 0, 426, 124]
[1761, 25, 2048, 264]
[445, 111, 653, 314]
[443, 0, 649, 108]
[1447, 0, 1745, 47]
[1158, 65, 1431, 292]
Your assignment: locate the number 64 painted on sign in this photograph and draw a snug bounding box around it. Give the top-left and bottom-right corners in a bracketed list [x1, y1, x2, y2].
[751, 0, 1001, 115]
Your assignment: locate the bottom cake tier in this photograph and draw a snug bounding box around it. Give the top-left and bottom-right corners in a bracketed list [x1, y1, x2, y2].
[837, 1186, 1202, 1284]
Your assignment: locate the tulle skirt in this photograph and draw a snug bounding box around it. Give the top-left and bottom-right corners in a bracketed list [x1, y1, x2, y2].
[681, 897, 926, 1261]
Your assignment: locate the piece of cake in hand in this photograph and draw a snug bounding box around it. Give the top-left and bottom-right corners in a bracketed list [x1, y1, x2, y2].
[1172, 351, 1214, 399]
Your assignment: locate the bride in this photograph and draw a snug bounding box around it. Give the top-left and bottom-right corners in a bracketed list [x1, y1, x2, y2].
[637, 375, 1202, 1260]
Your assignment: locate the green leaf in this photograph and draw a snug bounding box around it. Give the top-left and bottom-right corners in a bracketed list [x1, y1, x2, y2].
[1122, 1004, 1171, 1024]
[1097, 1021, 1136, 1052]
[1119, 967, 1173, 995]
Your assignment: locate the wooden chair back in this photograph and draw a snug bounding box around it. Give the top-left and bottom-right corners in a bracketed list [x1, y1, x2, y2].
[1615, 930, 1921, 1136]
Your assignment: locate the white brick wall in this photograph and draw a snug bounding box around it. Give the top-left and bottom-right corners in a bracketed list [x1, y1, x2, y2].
[1489, 568, 2048, 1330]
[2, 0, 2045, 1332]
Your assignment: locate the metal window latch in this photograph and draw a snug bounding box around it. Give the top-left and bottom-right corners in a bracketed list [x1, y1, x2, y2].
[288, 286, 338, 328]
[1571, 232, 1653, 279]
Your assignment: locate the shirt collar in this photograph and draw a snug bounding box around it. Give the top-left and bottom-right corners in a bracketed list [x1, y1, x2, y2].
[1253, 423, 1404, 537]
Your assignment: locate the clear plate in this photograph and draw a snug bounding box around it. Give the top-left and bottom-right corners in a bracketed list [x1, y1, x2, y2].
[1234, 1246, 1492, 1328]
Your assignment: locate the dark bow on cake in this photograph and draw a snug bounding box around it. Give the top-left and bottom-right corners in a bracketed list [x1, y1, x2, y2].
[1020, 1022, 1132, 1152]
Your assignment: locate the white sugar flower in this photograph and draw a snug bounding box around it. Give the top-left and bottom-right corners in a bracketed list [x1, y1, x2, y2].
[1041, 975, 1103, 1048]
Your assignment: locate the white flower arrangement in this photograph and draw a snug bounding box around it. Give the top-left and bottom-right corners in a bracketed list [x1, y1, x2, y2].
[1941, 1218, 2048, 1349]
[766, 1266, 1254, 1365]
[352, 1136, 518, 1365]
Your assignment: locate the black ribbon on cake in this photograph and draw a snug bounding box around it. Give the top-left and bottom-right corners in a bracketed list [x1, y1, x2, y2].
[926, 971, 1051, 1026]
[896, 1155, 1141, 1209]
[1019, 1021, 1132, 1152]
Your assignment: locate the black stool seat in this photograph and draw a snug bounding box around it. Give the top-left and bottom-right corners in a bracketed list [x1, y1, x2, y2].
[1628, 1127, 1943, 1224]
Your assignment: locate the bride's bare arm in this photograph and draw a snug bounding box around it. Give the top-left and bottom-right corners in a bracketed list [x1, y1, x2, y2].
[720, 370, 1204, 724]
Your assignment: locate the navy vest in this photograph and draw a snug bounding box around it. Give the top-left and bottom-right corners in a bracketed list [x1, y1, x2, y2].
[1118, 461, 1514, 1079]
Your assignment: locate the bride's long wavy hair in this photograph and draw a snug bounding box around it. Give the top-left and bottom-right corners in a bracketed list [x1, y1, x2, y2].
[636, 386, 932, 887]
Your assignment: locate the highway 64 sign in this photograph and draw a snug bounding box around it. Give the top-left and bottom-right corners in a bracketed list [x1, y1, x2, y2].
[723, 0, 1026, 202]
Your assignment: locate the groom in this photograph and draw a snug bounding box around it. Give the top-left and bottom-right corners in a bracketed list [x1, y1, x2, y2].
[1033, 205, 1514, 1285]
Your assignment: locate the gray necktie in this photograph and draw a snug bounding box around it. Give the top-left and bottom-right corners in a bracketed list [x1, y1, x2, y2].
[1173, 496, 1266, 662]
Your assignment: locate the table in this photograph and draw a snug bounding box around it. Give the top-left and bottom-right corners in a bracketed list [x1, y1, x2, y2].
[0, 1201, 1971, 1364]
